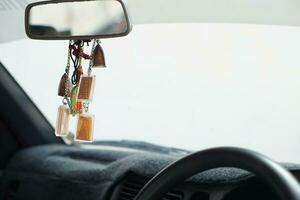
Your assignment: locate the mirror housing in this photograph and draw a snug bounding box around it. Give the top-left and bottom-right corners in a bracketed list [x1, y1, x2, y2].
[25, 0, 132, 40]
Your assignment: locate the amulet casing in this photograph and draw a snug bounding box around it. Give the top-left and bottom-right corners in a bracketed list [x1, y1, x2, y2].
[92, 44, 106, 67]
[58, 73, 71, 97]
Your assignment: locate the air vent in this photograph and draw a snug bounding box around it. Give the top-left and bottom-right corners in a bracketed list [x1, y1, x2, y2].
[4, 179, 21, 200]
[115, 174, 184, 200]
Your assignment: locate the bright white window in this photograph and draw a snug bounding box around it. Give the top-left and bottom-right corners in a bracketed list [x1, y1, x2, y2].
[1, 23, 300, 162]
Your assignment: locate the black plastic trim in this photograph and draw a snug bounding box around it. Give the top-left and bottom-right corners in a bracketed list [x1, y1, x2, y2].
[0, 62, 63, 147]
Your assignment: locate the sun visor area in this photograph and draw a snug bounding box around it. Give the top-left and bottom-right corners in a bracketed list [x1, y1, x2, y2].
[2, 0, 300, 44]
[0, 0, 37, 43]
[128, 0, 300, 26]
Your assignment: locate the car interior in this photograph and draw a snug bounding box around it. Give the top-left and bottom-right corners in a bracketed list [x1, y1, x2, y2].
[1, 0, 300, 200]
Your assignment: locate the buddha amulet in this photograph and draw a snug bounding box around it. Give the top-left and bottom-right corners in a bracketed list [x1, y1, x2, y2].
[75, 113, 94, 142]
[55, 105, 70, 136]
[58, 73, 71, 97]
[92, 44, 106, 68]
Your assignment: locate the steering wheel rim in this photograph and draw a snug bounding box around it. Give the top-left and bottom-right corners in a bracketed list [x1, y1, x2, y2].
[134, 147, 300, 200]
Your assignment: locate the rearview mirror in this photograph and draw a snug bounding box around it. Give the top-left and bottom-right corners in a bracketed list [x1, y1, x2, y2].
[25, 0, 132, 40]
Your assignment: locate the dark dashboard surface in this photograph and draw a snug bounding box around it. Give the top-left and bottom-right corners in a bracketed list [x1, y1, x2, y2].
[1, 143, 300, 200]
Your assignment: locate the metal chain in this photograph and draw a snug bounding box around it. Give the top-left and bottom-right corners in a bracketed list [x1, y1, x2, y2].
[66, 40, 72, 74]
[63, 40, 72, 105]
[84, 39, 98, 112]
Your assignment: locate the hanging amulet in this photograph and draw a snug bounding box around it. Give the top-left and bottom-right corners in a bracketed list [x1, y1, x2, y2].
[77, 75, 96, 101]
[58, 73, 72, 97]
[55, 105, 70, 137]
[92, 44, 106, 68]
[75, 113, 94, 142]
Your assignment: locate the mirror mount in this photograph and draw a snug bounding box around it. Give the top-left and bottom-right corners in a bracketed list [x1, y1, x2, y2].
[25, 0, 132, 40]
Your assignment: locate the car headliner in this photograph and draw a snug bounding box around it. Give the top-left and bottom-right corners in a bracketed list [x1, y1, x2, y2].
[1, 0, 300, 43]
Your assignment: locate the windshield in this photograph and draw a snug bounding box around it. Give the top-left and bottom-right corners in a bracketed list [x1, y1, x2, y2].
[1, 23, 300, 162]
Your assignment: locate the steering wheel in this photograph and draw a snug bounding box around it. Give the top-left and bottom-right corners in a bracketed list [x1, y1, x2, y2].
[134, 147, 300, 200]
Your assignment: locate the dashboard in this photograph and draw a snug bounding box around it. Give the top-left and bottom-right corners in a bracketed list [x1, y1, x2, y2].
[111, 172, 280, 200]
[1, 143, 299, 200]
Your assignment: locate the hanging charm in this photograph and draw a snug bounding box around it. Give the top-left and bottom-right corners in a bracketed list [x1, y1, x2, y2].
[58, 73, 71, 97]
[92, 40, 106, 68]
[77, 75, 96, 101]
[55, 105, 70, 136]
[55, 40, 72, 136]
[75, 113, 94, 142]
[55, 39, 107, 142]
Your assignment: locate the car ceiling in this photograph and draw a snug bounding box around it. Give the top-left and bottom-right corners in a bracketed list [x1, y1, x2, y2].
[1, 0, 300, 43]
